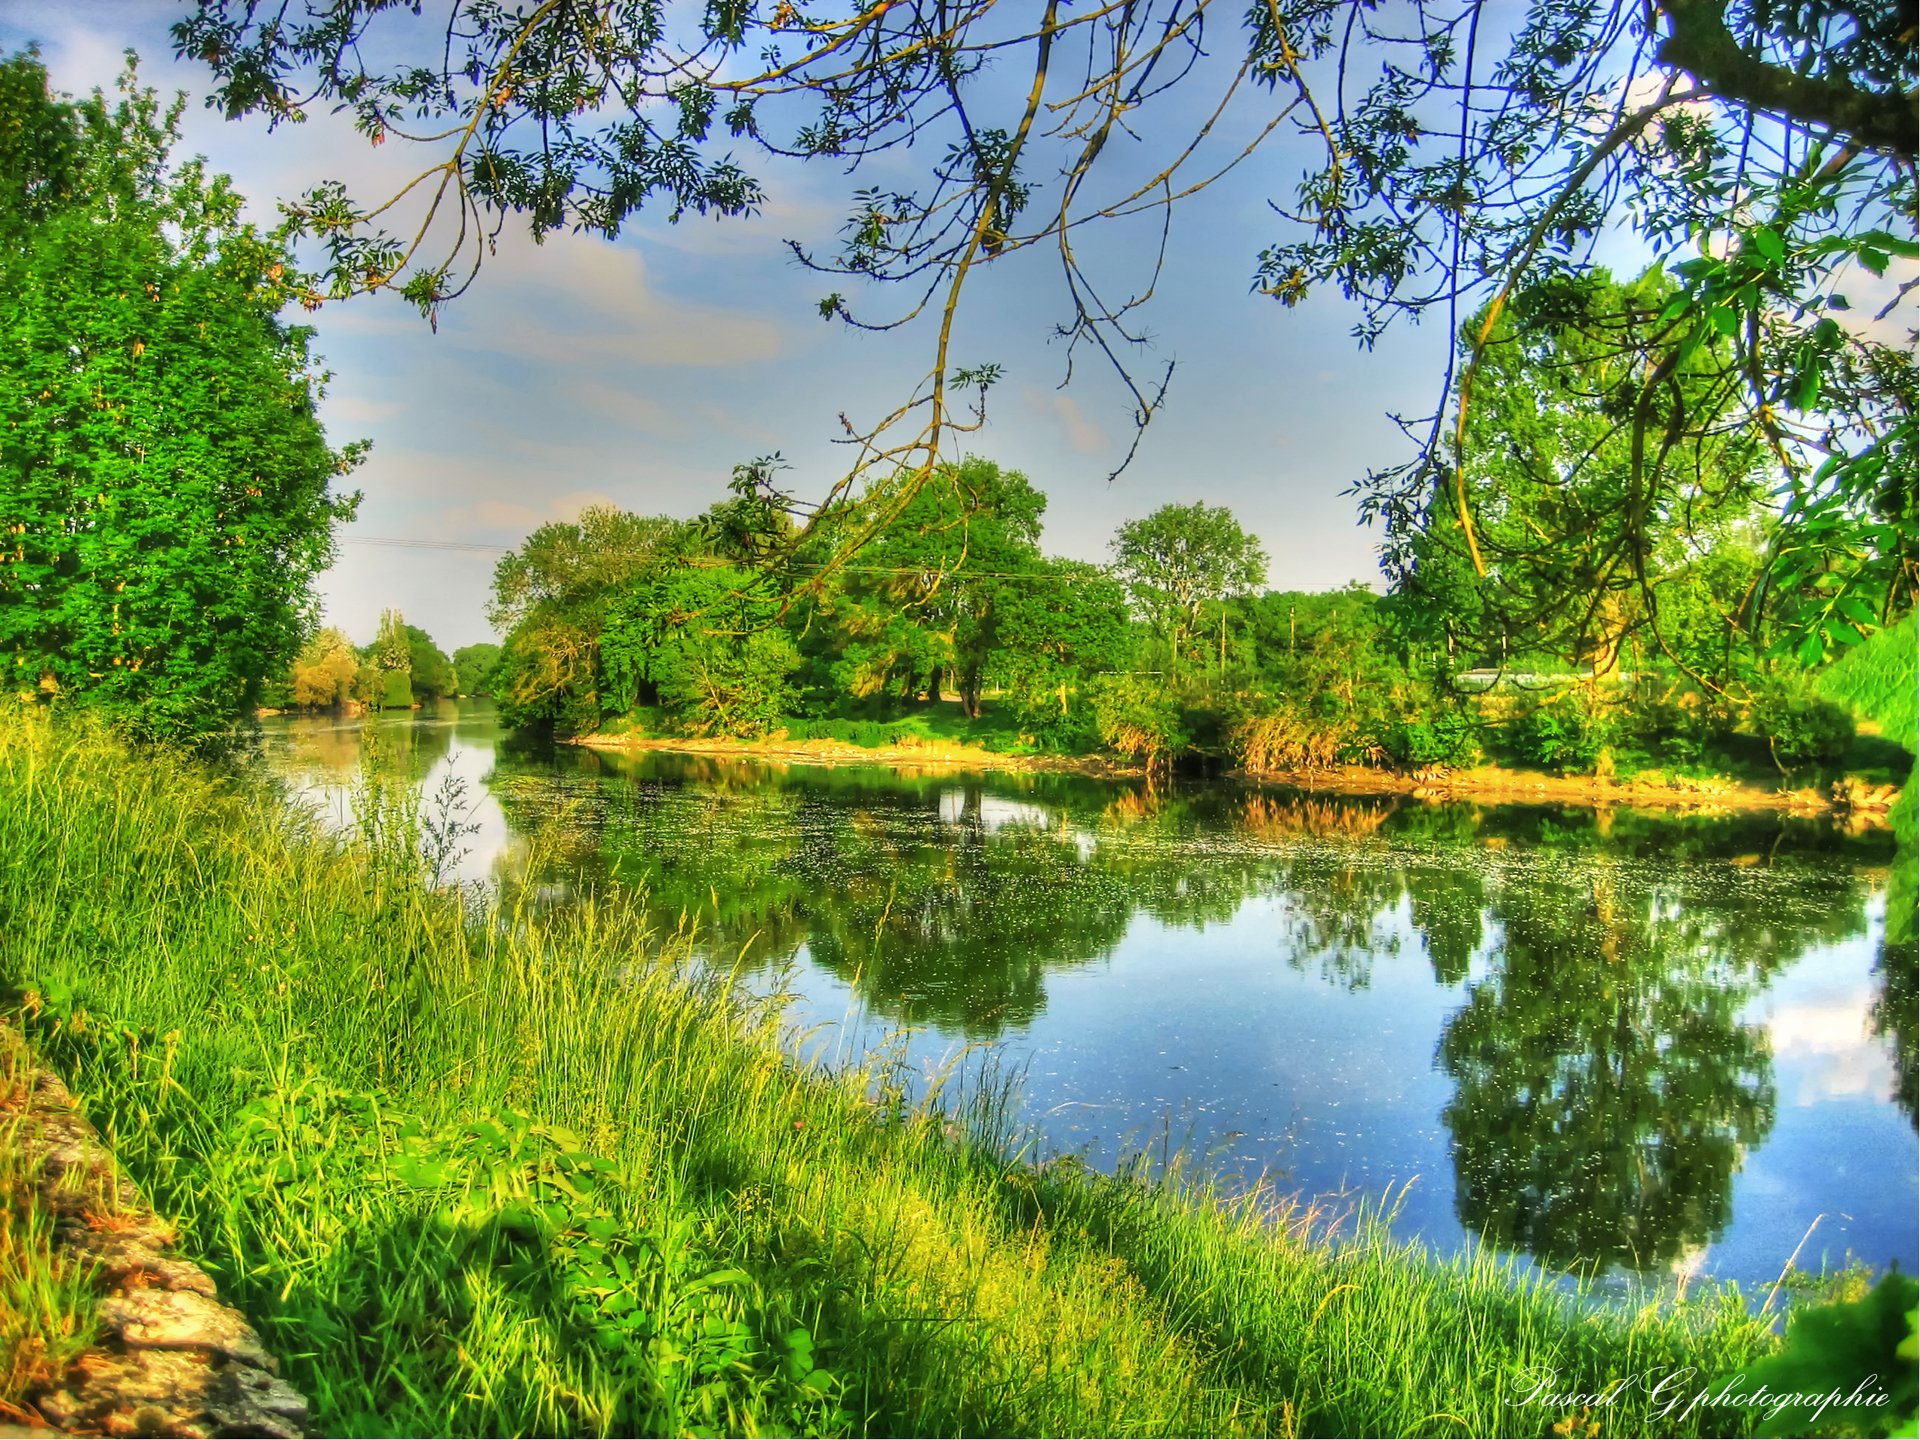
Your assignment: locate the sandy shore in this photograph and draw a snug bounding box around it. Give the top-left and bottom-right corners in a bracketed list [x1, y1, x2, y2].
[569, 731, 1894, 817]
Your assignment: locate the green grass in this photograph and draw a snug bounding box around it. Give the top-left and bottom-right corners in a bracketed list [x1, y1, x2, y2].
[0, 713, 1785, 1437]
[604, 699, 1062, 758]
[777, 703, 1045, 755]
[1, 1035, 103, 1422]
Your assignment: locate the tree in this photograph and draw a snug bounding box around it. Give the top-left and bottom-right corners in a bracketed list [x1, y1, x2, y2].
[0, 53, 361, 746]
[175, 0, 1915, 654]
[404, 624, 456, 700]
[1401, 270, 1772, 682]
[1111, 503, 1267, 667]
[451, 642, 502, 697]
[372, 608, 413, 709]
[834, 459, 1046, 717]
[989, 559, 1133, 747]
[488, 507, 689, 732]
[601, 565, 799, 737]
[288, 626, 359, 709]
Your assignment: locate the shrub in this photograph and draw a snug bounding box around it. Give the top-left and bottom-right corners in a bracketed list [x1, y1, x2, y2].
[1508, 689, 1622, 774]
[1233, 708, 1341, 774]
[1751, 678, 1855, 773]
[1621, 690, 1729, 771]
[1385, 706, 1478, 769]
[1087, 675, 1187, 769]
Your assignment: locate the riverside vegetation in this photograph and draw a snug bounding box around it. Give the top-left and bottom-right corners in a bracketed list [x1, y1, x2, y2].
[2, 708, 1852, 1439]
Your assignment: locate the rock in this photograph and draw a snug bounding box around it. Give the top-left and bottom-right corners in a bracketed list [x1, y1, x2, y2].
[40, 1350, 307, 1439]
[2, 1019, 310, 1437]
[100, 1290, 278, 1372]
[60, 1230, 218, 1298]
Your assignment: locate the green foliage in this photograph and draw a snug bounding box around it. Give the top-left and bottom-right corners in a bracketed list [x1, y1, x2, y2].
[1507, 690, 1624, 775]
[602, 566, 798, 738]
[988, 558, 1129, 750]
[1717, 1273, 1918, 1437]
[404, 624, 456, 700]
[818, 458, 1050, 717]
[380, 670, 414, 711]
[1751, 678, 1856, 773]
[1820, 616, 1919, 756]
[1111, 503, 1267, 666]
[488, 508, 688, 734]
[1387, 707, 1479, 769]
[1402, 270, 1768, 681]
[0, 53, 361, 748]
[451, 642, 503, 697]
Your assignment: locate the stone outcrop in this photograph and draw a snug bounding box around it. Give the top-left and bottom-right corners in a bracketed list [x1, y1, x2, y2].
[1, 1019, 309, 1438]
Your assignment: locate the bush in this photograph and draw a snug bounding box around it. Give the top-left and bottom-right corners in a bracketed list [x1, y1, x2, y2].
[1507, 689, 1621, 774]
[1385, 706, 1478, 769]
[1751, 678, 1855, 773]
[1233, 708, 1341, 774]
[1087, 675, 1187, 769]
[1620, 689, 1730, 771]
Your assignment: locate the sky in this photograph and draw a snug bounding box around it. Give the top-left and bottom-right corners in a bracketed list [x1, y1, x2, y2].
[4, 3, 1479, 649]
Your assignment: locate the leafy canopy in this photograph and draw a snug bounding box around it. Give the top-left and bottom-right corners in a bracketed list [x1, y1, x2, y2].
[171, 0, 1916, 652]
[0, 52, 362, 746]
[1111, 502, 1268, 663]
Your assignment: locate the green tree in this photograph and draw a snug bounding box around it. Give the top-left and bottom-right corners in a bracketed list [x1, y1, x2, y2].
[601, 565, 800, 738]
[488, 507, 688, 733]
[989, 559, 1133, 748]
[451, 642, 502, 697]
[372, 608, 413, 709]
[0, 54, 362, 746]
[178, 1, 1913, 646]
[1402, 272, 1772, 682]
[404, 624, 456, 701]
[826, 459, 1047, 716]
[1111, 504, 1267, 669]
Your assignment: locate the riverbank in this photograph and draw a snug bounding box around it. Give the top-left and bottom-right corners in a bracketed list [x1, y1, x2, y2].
[571, 727, 1894, 818]
[1, 714, 1787, 1436]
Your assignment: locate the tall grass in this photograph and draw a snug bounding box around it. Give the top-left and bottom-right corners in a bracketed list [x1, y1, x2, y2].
[0, 1034, 103, 1419]
[0, 712, 1778, 1437]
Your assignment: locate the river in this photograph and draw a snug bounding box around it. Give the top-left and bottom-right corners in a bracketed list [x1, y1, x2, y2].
[258, 700, 1918, 1294]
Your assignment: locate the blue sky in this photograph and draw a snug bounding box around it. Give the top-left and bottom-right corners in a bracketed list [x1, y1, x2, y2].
[6, 2, 1458, 650]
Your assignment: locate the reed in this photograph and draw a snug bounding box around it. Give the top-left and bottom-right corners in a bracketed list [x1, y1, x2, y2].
[0, 712, 1777, 1436]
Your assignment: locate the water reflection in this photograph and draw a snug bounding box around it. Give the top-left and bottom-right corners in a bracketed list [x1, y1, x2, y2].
[255, 704, 1917, 1284]
[1438, 865, 1782, 1269]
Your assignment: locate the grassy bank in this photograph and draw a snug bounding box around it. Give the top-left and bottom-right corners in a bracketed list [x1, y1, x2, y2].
[0, 714, 1785, 1437]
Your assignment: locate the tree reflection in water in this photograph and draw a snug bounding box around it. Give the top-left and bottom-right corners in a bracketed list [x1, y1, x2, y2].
[440, 733, 1904, 1271]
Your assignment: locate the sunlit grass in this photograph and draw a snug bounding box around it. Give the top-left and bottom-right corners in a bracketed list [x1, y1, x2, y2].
[0, 1039, 103, 1422]
[0, 710, 1779, 1436]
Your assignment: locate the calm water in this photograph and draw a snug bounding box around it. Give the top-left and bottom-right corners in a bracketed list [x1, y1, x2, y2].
[259, 701, 1919, 1291]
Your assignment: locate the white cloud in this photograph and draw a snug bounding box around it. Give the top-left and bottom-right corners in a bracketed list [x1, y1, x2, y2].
[1022, 385, 1110, 455]
[443, 232, 785, 368]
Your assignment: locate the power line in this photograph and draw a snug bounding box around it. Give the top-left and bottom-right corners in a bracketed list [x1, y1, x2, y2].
[338, 534, 1131, 585]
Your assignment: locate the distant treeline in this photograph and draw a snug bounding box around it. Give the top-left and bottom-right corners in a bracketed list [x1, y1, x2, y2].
[263, 609, 500, 711]
[480, 455, 1895, 783]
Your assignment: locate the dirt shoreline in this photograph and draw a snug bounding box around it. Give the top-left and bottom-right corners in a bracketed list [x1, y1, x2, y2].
[569, 731, 1892, 817]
